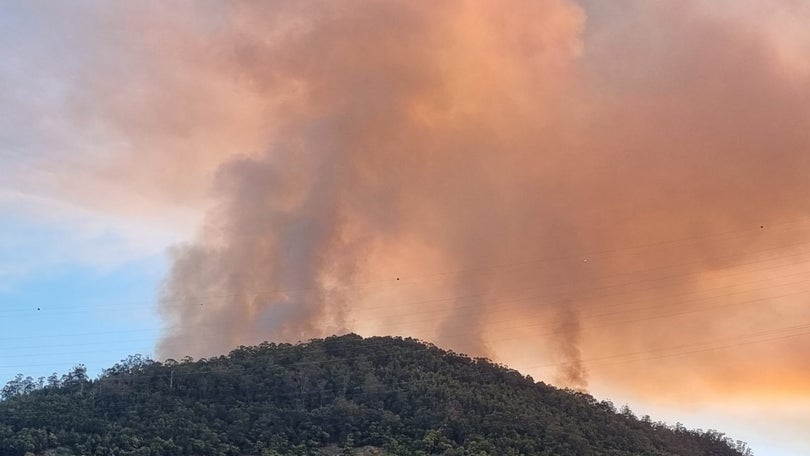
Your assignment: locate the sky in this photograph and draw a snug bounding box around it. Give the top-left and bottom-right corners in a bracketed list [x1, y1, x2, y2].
[2, 1, 810, 454]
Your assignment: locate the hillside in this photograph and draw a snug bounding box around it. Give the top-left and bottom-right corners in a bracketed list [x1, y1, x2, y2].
[0, 334, 752, 456]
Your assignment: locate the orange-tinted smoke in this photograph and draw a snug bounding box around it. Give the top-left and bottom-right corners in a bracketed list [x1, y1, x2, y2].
[148, 0, 810, 398]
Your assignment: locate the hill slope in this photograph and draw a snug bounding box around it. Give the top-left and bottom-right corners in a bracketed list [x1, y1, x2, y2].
[0, 334, 752, 456]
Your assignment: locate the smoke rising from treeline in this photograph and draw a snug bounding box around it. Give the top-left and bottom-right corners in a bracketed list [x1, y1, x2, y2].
[146, 0, 810, 392]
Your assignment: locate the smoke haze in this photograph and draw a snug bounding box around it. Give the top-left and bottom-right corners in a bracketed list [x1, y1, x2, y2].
[7, 0, 807, 398]
[143, 1, 810, 395]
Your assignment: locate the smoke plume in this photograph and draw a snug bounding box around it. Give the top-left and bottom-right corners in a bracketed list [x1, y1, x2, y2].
[144, 0, 810, 393]
[553, 302, 587, 390]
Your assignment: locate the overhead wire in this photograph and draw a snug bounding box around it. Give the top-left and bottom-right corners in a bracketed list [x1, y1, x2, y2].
[3, 236, 809, 354]
[2, 218, 809, 317]
[2, 220, 810, 400]
[1, 323, 809, 422]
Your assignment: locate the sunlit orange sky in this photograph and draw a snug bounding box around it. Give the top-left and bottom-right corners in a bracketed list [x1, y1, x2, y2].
[2, 1, 810, 454]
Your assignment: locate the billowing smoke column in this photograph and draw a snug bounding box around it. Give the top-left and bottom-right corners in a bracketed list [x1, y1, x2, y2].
[154, 0, 810, 391]
[157, 0, 587, 361]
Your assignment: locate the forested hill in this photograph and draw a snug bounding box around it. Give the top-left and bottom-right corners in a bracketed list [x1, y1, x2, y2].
[0, 334, 752, 456]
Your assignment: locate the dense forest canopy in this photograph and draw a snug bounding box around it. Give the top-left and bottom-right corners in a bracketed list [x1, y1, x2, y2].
[0, 334, 753, 456]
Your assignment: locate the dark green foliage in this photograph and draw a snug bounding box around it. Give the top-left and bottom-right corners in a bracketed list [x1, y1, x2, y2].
[0, 334, 752, 456]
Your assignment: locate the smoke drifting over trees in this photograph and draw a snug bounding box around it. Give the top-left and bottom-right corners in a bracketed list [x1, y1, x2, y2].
[135, 0, 810, 393]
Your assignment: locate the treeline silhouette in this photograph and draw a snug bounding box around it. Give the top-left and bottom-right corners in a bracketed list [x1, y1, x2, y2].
[0, 334, 753, 455]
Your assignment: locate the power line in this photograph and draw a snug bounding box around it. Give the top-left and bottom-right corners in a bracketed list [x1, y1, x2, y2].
[1, 323, 808, 416]
[3, 219, 809, 316]
[1, 274, 806, 361]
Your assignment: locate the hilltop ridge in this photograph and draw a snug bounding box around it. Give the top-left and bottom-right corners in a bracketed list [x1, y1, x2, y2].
[0, 334, 752, 455]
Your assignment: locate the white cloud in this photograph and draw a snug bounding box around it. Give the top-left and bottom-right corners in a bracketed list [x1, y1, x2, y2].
[0, 190, 200, 288]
